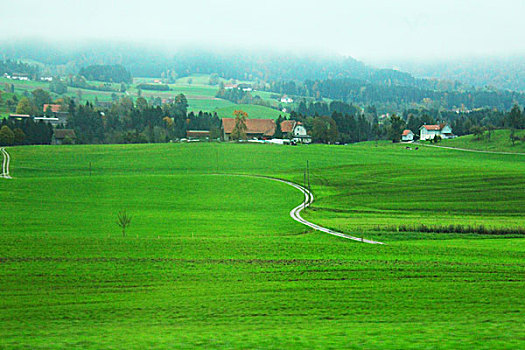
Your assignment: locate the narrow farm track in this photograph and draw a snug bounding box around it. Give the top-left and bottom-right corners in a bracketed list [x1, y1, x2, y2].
[1, 147, 11, 179]
[0, 150, 381, 243]
[420, 143, 525, 155]
[225, 174, 384, 245]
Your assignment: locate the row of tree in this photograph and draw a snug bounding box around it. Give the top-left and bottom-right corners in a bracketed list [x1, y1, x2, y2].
[66, 94, 221, 144]
[0, 118, 53, 146]
[78, 65, 132, 84]
[276, 78, 525, 111]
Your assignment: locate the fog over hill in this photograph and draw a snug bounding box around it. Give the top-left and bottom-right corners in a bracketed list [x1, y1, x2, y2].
[375, 56, 525, 92]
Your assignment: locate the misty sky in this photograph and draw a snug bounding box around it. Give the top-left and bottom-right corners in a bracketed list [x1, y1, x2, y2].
[1, 0, 524, 62]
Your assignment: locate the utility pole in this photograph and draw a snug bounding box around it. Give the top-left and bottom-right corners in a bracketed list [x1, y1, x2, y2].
[307, 160, 310, 191]
[303, 169, 307, 211]
[216, 147, 219, 174]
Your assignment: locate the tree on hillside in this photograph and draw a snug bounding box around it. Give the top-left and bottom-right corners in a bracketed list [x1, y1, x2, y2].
[274, 115, 283, 138]
[136, 97, 148, 111]
[387, 114, 405, 143]
[175, 94, 188, 115]
[470, 125, 486, 140]
[16, 97, 35, 115]
[50, 79, 68, 94]
[13, 128, 25, 145]
[209, 73, 220, 86]
[0, 125, 14, 146]
[31, 89, 52, 110]
[510, 128, 520, 145]
[231, 110, 248, 141]
[312, 116, 338, 144]
[505, 104, 524, 129]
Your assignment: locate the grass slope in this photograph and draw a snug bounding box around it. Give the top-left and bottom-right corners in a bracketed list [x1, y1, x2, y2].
[0, 142, 524, 348]
[215, 104, 288, 119]
[440, 129, 525, 153]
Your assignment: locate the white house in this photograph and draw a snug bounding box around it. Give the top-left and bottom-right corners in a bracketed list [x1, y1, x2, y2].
[419, 124, 454, 140]
[280, 95, 294, 103]
[401, 129, 414, 142]
[281, 120, 311, 144]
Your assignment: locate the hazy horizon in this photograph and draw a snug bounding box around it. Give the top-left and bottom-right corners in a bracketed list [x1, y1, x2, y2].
[1, 0, 524, 62]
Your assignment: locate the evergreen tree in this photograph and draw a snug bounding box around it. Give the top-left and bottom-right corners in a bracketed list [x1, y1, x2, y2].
[274, 116, 283, 138]
[0, 125, 14, 146]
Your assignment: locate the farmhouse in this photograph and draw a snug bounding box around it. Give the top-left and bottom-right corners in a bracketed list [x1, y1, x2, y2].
[8, 114, 32, 121]
[419, 124, 454, 140]
[52, 129, 76, 145]
[34, 117, 61, 127]
[186, 130, 210, 140]
[43, 104, 62, 114]
[280, 95, 294, 103]
[222, 118, 275, 141]
[401, 129, 414, 142]
[238, 83, 253, 92]
[281, 120, 311, 144]
[11, 73, 30, 81]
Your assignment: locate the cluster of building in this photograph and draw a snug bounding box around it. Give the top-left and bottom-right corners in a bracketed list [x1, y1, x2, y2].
[186, 118, 311, 143]
[8, 104, 76, 144]
[224, 83, 253, 92]
[402, 124, 454, 142]
[2, 73, 53, 81]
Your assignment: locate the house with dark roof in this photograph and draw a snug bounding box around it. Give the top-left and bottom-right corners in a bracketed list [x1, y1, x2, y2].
[8, 114, 32, 121]
[52, 129, 76, 145]
[186, 130, 210, 140]
[419, 124, 453, 140]
[222, 118, 275, 141]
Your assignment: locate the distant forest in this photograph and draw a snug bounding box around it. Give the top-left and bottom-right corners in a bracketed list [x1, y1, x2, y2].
[78, 65, 132, 84]
[272, 78, 525, 111]
[1, 41, 524, 113]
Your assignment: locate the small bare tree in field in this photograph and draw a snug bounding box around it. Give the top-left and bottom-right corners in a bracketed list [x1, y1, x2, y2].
[117, 210, 132, 237]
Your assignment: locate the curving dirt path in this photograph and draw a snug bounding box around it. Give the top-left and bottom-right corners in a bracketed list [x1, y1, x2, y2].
[0, 153, 382, 244]
[1, 147, 11, 179]
[229, 175, 384, 245]
[419, 143, 525, 156]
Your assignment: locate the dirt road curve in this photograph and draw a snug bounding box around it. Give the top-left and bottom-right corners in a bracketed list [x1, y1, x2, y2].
[227, 174, 384, 245]
[1, 147, 11, 179]
[420, 143, 525, 156]
[267, 177, 384, 245]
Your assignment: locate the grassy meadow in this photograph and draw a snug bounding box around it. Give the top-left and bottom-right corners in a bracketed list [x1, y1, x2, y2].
[0, 74, 288, 117]
[215, 104, 288, 119]
[439, 129, 525, 153]
[0, 142, 524, 348]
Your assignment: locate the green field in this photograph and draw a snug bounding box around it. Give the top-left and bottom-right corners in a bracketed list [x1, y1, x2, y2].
[216, 104, 288, 119]
[439, 129, 525, 153]
[0, 74, 287, 116]
[1, 142, 524, 348]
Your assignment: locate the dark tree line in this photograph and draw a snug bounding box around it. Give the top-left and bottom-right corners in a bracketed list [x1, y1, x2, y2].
[0, 59, 40, 78]
[0, 118, 53, 146]
[289, 100, 523, 144]
[78, 64, 132, 84]
[66, 94, 220, 144]
[215, 85, 271, 107]
[275, 78, 525, 111]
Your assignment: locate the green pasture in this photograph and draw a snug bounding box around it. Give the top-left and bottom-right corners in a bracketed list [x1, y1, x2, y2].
[215, 104, 288, 119]
[0, 75, 288, 116]
[0, 142, 524, 348]
[440, 129, 525, 153]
